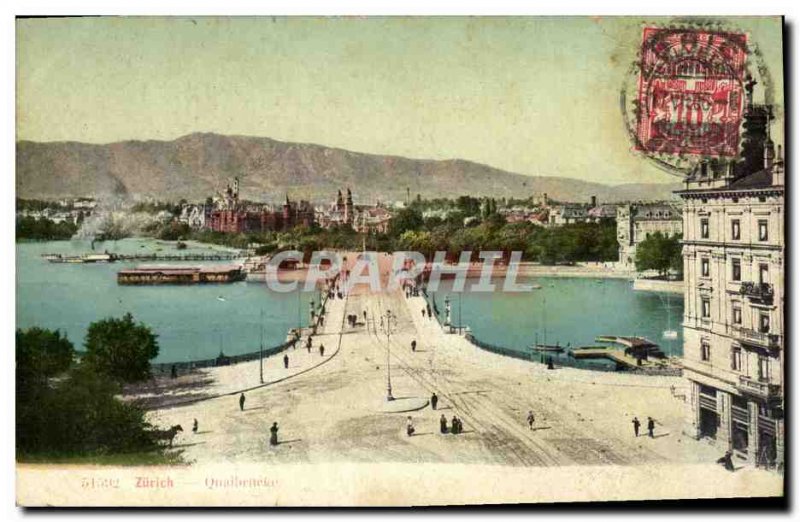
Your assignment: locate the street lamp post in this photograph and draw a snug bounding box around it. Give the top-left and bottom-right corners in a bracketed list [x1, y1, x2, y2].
[444, 295, 451, 330]
[380, 309, 396, 401]
[458, 292, 462, 335]
[310, 297, 316, 334]
[296, 288, 301, 334]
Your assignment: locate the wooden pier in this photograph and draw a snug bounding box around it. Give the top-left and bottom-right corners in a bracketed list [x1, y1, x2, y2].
[42, 252, 244, 263]
[570, 335, 679, 374]
[570, 347, 647, 370]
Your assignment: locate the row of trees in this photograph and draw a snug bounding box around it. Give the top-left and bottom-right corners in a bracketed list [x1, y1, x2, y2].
[143, 196, 679, 273]
[148, 205, 620, 265]
[17, 314, 164, 460]
[634, 232, 683, 278]
[16, 216, 80, 241]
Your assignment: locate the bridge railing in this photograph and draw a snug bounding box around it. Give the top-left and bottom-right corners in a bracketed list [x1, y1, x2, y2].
[150, 339, 295, 376]
[151, 275, 337, 376]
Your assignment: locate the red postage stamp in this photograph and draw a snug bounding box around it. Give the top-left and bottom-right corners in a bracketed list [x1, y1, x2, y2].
[635, 27, 748, 158]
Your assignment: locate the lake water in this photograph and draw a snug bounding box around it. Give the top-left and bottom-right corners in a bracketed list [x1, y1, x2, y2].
[17, 240, 684, 365]
[16, 239, 318, 363]
[426, 277, 684, 367]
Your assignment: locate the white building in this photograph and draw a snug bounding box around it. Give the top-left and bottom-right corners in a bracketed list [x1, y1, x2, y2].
[616, 202, 683, 268]
[677, 99, 784, 471]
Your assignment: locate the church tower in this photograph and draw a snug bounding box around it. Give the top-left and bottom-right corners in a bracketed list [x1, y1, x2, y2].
[336, 189, 344, 212]
[345, 188, 354, 225]
[282, 194, 292, 227]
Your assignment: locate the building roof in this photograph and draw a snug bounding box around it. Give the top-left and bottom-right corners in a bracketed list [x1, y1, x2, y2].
[726, 168, 774, 190]
[631, 203, 681, 221]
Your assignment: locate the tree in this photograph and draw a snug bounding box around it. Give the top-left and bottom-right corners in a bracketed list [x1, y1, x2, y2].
[16, 328, 75, 391]
[157, 221, 191, 241]
[84, 313, 159, 383]
[16, 324, 162, 459]
[456, 195, 481, 217]
[635, 232, 682, 278]
[17, 364, 158, 456]
[388, 207, 424, 237]
[16, 216, 78, 241]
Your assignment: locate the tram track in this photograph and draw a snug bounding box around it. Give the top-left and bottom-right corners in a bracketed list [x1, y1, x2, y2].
[367, 291, 566, 467]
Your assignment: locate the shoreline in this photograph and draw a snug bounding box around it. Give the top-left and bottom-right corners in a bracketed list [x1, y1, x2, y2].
[80, 253, 780, 504]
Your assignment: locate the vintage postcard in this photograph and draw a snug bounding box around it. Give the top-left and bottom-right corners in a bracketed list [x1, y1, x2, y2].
[15, 15, 786, 507]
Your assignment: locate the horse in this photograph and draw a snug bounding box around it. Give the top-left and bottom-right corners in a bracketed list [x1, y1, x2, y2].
[152, 425, 183, 447]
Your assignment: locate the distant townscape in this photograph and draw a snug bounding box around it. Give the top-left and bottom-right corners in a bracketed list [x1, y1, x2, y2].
[15, 70, 784, 501]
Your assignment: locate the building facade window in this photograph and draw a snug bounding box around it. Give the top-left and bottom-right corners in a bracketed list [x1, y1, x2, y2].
[759, 263, 769, 285]
[759, 313, 770, 333]
[732, 258, 741, 281]
[758, 219, 769, 241]
[701, 218, 710, 239]
[702, 298, 711, 318]
[731, 219, 741, 240]
[699, 384, 717, 397]
[701, 258, 710, 277]
[758, 355, 770, 382]
[731, 346, 742, 371]
[701, 341, 711, 361]
[732, 305, 742, 325]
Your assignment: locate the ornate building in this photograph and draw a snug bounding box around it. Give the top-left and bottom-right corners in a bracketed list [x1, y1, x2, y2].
[616, 202, 683, 268]
[206, 178, 315, 233]
[677, 85, 784, 471]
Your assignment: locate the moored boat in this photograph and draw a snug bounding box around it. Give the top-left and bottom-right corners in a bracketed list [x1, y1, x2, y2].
[531, 344, 564, 353]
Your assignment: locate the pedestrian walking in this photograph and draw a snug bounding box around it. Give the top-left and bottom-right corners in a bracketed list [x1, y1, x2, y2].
[283, 354, 289, 369]
[632, 417, 641, 437]
[363, 310, 367, 322]
[717, 450, 735, 472]
[269, 422, 279, 446]
[427, 304, 432, 317]
[171, 364, 178, 379]
[319, 344, 325, 357]
[451, 416, 459, 435]
[411, 340, 417, 352]
[647, 417, 655, 438]
[406, 416, 415, 437]
[239, 393, 246, 411]
[192, 418, 198, 434]
[431, 392, 438, 410]
[440, 414, 448, 434]
[422, 308, 426, 318]
[527, 410, 535, 430]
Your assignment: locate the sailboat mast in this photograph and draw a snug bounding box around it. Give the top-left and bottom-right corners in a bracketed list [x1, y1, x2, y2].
[259, 307, 264, 384]
[543, 294, 547, 347]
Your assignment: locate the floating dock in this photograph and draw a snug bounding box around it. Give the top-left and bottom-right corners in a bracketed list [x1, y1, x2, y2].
[569, 336, 673, 372]
[117, 265, 246, 285]
[43, 252, 243, 263]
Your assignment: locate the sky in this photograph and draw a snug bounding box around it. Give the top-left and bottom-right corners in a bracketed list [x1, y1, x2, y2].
[16, 16, 784, 185]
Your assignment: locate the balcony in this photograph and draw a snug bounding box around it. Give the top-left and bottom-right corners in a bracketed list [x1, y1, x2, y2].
[730, 325, 782, 351]
[737, 375, 782, 400]
[739, 282, 774, 305]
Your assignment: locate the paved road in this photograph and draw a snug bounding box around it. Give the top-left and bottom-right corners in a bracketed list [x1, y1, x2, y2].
[150, 252, 720, 468]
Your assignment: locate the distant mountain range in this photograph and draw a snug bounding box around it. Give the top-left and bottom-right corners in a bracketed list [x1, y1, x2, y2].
[16, 133, 680, 204]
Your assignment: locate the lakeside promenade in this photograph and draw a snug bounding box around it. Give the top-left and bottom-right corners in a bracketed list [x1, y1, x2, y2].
[137, 252, 781, 502]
